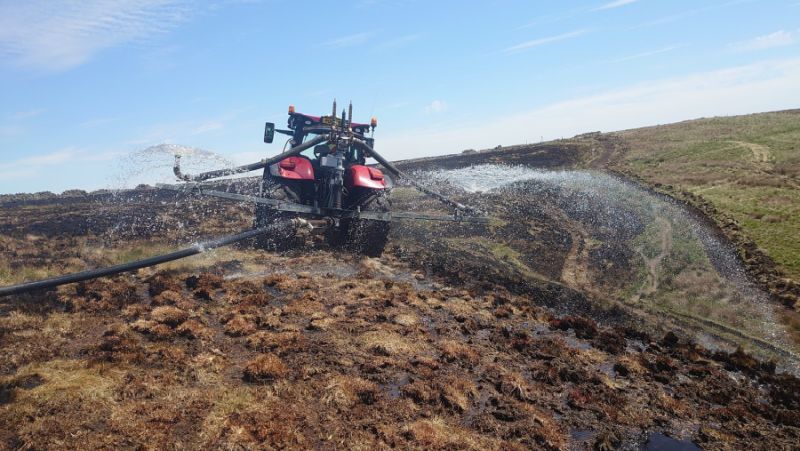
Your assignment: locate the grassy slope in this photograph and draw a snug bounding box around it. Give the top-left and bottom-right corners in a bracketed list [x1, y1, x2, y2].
[607, 110, 800, 280]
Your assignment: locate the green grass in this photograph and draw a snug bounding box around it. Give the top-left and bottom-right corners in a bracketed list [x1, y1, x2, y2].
[610, 110, 800, 278]
[700, 185, 800, 273]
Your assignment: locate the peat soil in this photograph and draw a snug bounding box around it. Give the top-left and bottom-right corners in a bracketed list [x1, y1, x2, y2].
[0, 189, 799, 450]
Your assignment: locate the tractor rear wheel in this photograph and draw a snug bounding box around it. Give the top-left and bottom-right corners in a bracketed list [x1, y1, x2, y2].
[330, 192, 391, 257]
[253, 178, 302, 251]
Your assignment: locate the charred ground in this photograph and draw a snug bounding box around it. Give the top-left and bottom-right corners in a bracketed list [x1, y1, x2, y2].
[1, 182, 799, 449]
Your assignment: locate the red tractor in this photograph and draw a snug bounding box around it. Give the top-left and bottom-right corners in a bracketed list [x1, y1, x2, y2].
[255, 102, 390, 256]
[173, 100, 483, 257]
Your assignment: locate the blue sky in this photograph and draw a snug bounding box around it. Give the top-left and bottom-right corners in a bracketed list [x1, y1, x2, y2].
[1, 0, 799, 194]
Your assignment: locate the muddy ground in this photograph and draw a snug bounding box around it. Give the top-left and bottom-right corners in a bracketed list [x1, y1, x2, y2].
[1, 185, 799, 450]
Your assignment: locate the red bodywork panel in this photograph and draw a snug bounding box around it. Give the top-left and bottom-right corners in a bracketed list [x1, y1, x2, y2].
[346, 165, 386, 189]
[271, 156, 314, 180]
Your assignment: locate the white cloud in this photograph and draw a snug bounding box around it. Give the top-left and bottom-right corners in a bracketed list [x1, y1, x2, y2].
[10, 109, 45, 120]
[0, 168, 38, 182]
[0, 0, 190, 72]
[80, 117, 118, 128]
[591, 0, 639, 12]
[0, 125, 24, 137]
[425, 100, 448, 114]
[0, 148, 124, 190]
[503, 30, 589, 54]
[322, 32, 372, 48]
[0, 148, 123, 172]
[377, 33, 422, 49]
[192, 121, 225, 135]
[127, 109, 246, 145]
[631, 0, 755, 30]
[379, 58, 800, 160]
[611, 45, 682, 63]
[730, 30, 796, 52]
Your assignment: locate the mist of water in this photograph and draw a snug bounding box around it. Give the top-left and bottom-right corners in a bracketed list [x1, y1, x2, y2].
[426, 164, 797, 368]
[107, 143, 236, 190]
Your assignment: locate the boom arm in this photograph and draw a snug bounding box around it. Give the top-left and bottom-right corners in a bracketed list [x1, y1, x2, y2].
[351, 138, 482, 215]
[173, 130, 481, 215]
[174, 135, 328, 182]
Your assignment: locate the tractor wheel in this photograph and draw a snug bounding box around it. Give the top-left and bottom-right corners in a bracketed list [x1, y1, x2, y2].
[253, 178, 301, 251]
[330, 193, 391, 257]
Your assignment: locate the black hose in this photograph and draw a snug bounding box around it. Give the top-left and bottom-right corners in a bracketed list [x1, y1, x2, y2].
[175, 135, 328, 182]
[0, 220, 296, 298]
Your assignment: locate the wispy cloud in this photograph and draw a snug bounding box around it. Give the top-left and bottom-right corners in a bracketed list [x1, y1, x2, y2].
[10, 109, 45, 120]
[730, 30, 796, 52]
[0, 148, 123, 185]
[0, 148, 121, 171]
[80, 117, 118, 128]
[632, 0, 756, 29]
[515, 7, 586, 30]
[424, 100, 448, 114]
[0, 125, 24, 137]
[0, 168, 38, 183]
[192, 120, 225, 135]
[518, 0, 639, 28]
[377, 33, 422, 49]
[503, 30, 589, 54]
[126, 109, 247, 145]
[0, 0, 191, 72]
[611, 45, 683, 63]
[322, 32, 373, 48]
[591, 0, 639, 12]
[381, 101, 412, 110]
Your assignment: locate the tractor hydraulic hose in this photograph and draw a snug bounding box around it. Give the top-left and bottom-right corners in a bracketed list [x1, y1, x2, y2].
[351, 138, 482, 215]
[0, 219, 304, 298]
[174, 135, 329, 182]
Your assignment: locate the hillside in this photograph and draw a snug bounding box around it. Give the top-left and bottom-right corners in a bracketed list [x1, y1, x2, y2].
[393, 110, 800, 314]
[598, 110, 800, 301]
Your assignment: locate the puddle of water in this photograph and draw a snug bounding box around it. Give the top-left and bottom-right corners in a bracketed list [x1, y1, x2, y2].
[421, 315, 440, 340]
[626, 339, 646, 353]
[563, 332, 592, 351]
[475, 329, 492, 340]
[381, 373, 410, 399]
[597, 362, 616, 378]
[0, 387, 13, 405]
[643, 432, 701, 451]
[570, 429, 595, 443]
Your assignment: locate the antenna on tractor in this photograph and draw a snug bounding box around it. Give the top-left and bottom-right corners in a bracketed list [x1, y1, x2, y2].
[347, 101, 353, 130]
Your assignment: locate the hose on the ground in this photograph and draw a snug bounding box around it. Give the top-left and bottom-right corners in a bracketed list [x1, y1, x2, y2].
[0, 219, 299, 298]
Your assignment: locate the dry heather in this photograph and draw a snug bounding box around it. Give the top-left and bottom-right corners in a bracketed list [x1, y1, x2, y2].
[0, 174, 799, 449]
[1, 252, 799, 449]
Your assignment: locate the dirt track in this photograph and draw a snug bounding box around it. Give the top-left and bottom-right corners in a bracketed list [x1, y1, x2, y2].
[0, 187, 799, 449]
